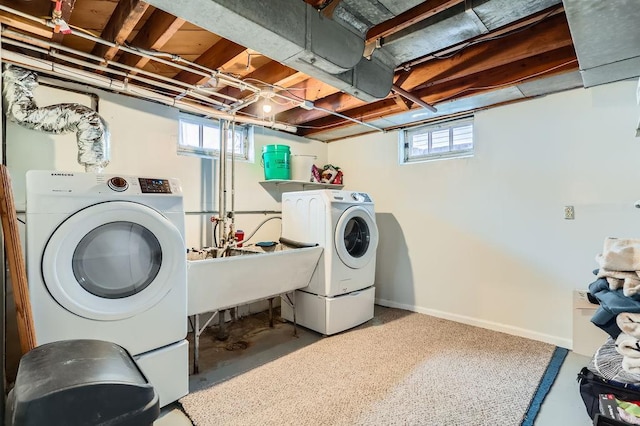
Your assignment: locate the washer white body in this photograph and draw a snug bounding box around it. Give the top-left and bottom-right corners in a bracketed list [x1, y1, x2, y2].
[26, 171, 188, 407]
[281, 190, 378, 335]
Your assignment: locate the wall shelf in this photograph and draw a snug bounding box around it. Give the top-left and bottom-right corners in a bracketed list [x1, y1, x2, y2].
[259, 180, 344, 192]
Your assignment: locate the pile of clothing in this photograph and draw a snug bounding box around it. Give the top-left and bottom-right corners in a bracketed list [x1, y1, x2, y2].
[590, 238, 640, 338]
[596, 238, 640, 297]
[584, 237, 640, 422]
[617, 314, 640, 376]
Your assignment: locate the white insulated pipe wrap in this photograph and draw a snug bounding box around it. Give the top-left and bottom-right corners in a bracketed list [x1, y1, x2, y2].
[2, 65, 110, 172]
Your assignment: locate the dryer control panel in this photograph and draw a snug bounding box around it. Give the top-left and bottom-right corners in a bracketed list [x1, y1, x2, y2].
[138, 178, 172, 194]
[332, 191, 371, 203]
[349, 192, 371, 203]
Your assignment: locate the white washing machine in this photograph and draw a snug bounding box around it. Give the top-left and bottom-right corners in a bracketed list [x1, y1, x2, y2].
[25, 170, 188, 407]
[280, 190, 378, 335]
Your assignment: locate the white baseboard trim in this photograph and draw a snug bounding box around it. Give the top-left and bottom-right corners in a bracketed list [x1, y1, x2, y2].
[375, 298, 572, 349]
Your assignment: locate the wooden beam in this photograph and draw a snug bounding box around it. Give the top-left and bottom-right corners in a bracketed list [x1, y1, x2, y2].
[51, 0, 77, 44]
[0, 165, 37, 355]
[273, 5, 567, 123]
[282, 12, 574, 125]
[320, 0, 342, 18]
[279, 90, 363, 125]
[366, 0, 464, 42]
[217, 61, 301, 106]
[2, 0, 51, 20]
[393, 94, 412, 111]
[298, 46, 578, 136]
[172, 39, 247, 86]
[91, 0, 150, 62]
[0, 11, 52, 39]
[399, 13, 573, 91]
[399, 4, 565, 70]
[119, 9, 185, 70]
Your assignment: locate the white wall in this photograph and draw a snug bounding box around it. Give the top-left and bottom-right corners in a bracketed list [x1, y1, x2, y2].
[329, 80, 640, 348]
[6, 80, 328, 248]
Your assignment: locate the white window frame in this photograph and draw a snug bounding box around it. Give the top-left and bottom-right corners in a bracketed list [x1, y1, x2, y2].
[178, 113, 254, 162]
[399, 116, 474, 164]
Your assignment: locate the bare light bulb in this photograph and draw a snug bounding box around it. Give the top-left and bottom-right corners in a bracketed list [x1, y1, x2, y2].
[262, 103, 272, 114]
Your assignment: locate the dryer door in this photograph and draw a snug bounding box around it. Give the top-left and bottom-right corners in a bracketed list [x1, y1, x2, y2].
[334, 206, 378, 269]
[42, 201, 185, 321]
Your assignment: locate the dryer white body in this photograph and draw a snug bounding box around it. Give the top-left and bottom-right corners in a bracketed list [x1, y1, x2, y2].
[26, 171, 188, 407]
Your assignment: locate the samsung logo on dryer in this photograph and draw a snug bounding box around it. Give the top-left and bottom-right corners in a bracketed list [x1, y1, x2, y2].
[51, 173, 74, 176]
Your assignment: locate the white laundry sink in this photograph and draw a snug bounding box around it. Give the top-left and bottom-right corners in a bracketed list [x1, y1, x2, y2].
[186, 245, 323, 316]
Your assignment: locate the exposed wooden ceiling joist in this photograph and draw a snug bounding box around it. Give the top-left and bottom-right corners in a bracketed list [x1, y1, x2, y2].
[0, 11, 52, 39]
[118, 9, 185, 70]
[91, 0, 150, 62]
[279, 9, 573, 126]
[399, 4, 565, 71]
[217, 61, 300, 102]
[172, 39, 247, 86]
[241, 77, 337, 119]
[0, 0, 582, 141]
[299, 46, 578, 136]
[366, 0, 465, 42]
[403, 14, 573, 91]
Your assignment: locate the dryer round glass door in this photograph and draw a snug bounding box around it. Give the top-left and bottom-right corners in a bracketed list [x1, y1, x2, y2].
[334, 206, 378, 269]
[72, 222, 162, 298]
[42, 201, 185, 321]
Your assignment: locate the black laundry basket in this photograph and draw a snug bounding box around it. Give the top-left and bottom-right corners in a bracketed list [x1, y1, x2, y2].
[5, 339, 160, 426]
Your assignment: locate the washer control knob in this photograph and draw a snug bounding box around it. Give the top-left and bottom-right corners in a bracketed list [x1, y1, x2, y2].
[351, 192, 359, 201]
[108, 177, 128, 192]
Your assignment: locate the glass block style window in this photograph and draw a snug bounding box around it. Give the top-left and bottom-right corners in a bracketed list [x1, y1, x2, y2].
[178, 114, 253, 161]
[400, 117, 474, 163]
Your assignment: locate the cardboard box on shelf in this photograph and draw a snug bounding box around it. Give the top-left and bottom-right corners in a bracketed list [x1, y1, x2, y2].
[573, 289, 609, 356]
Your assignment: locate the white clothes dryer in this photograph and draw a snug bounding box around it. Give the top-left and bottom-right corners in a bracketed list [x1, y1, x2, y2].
[26, 171, 188, 407]
[281, 190, 378, 335]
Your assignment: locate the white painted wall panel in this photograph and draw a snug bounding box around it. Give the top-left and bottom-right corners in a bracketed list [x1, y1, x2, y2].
[328, 80, 640, 348]
[5, 81, 328, 249]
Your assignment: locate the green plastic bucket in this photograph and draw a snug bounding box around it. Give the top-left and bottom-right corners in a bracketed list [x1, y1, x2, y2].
[262, 144, 291, 180]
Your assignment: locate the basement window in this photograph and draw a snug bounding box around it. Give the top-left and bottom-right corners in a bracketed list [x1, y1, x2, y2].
[178, 113, 253, 161]
[400, 117, 474, 164]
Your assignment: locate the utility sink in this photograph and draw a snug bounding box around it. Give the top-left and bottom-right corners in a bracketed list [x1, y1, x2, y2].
[186, 244, 323, 316]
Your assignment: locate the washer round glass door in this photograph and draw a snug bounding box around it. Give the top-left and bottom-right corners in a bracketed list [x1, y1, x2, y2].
[334, 206, 378, 269]
[42, 201, 185, 320]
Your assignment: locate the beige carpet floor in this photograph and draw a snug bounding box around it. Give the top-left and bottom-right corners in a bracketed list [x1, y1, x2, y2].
[180, 308, 556, 425]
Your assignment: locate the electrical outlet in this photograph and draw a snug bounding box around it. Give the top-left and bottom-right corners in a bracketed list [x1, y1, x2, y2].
[564, 205, 575, 220]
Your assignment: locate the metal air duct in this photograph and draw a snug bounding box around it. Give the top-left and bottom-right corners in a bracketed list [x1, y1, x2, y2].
[382, 0, 562, 65]
[2, 65, 110, 172]
[562, 0, 640, 87]
[144, 0, 394, 101]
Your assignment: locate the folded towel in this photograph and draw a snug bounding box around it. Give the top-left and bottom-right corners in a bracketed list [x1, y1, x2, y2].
[628, 279, 640, 298]
[597, 237, 640, 271]
[597, 268, 640, 296]
[623, 356, 640, 374]
[616, 332, 640, 358]
[618, 313, 640, 340]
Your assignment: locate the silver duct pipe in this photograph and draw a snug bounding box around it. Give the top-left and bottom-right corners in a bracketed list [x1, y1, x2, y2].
[2, 65, 110, 172]
[145, 0, 394, 101]
[0, 5, 382, 132]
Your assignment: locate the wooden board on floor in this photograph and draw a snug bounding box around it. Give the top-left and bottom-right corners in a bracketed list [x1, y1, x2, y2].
[0, 165, 36, 354]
